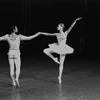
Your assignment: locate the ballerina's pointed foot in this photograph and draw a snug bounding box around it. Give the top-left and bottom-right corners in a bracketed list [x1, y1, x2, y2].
[54, 58, 60, 64]
[58, 76, 62, 84]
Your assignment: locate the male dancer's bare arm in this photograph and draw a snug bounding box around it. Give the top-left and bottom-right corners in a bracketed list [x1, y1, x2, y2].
[0, 34, 8, 41]
[65, 17, 82, 35]
[20, 32, 40, 40]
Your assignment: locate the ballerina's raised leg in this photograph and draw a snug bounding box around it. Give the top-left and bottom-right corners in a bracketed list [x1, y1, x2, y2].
[43, 48, 60, 64]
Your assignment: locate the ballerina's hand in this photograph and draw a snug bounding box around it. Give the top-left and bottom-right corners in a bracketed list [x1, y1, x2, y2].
[76, 17, 82, 21]
[37, 32, 41, 35]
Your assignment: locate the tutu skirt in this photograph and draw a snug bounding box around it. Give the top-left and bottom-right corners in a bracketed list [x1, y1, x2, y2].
[48, 43, 74, 55]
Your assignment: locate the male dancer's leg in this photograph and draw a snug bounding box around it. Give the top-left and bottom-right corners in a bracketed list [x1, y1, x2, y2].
[43, 48, 60, 64]
[14, 55, 21, 87]
[8, 56, 16, 86]
[58, 54, 66, 84]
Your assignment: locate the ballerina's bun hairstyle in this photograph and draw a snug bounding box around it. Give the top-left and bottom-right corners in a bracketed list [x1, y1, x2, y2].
[58, 23, 65, 29]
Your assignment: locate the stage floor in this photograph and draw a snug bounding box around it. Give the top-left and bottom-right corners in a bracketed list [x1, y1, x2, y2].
[0, 58, 100, 100]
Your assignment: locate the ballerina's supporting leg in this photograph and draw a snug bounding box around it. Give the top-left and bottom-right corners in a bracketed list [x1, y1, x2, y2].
[58, 54, 66, 84]
[43, 48, 60, 64]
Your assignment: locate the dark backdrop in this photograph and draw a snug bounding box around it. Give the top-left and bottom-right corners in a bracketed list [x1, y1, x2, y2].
[0, 0, 99, 60]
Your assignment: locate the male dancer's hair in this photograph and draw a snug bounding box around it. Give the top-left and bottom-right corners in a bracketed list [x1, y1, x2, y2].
[11, 26, 17, 31]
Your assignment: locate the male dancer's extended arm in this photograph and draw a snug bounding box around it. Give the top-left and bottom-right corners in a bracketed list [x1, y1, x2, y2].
[20, 32, 40, 40]
[0, 34, 8, 41]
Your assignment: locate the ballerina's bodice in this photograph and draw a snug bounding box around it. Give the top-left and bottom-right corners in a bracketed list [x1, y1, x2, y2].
[56, 32, 67, 46]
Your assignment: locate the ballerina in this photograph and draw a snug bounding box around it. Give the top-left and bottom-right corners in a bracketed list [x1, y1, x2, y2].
[0, 26, 40, 87]
[38, 17, 82, 84]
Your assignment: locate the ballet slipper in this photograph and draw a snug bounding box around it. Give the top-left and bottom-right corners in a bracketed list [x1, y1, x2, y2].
[15, 79, 20, 87]
[58, 76, 62, 84]
[53, 58, 60, 64]
[12, 80, 16, 86]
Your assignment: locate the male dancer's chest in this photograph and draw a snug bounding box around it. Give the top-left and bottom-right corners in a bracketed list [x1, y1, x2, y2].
[8, 35, 20, 45]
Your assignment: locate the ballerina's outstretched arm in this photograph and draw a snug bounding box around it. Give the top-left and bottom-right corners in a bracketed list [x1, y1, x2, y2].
[38, 32, 56, 36]
[65, 17, 82, 35]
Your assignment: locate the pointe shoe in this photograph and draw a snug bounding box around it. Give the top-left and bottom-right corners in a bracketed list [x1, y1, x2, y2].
[58, 76, 62, 84]
[54, 58, 60, 64]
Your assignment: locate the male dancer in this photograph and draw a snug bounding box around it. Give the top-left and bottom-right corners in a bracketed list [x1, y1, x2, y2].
[0, 26, 40, 87]
[38, 17, 82, 84]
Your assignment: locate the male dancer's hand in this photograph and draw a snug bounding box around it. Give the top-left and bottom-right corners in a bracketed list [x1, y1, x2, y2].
[37, 32, 41, 35]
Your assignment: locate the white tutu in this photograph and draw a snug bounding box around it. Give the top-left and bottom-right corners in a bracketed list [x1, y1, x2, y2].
[48, 43, 74, 55]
